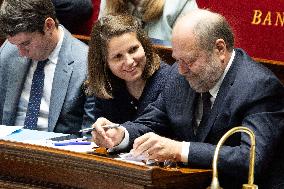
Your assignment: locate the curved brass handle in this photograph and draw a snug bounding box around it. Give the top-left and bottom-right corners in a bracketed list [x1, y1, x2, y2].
[209, 126, 258, 189]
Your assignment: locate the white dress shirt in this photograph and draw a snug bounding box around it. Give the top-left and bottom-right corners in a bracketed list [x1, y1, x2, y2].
[15, 26, 64, 131]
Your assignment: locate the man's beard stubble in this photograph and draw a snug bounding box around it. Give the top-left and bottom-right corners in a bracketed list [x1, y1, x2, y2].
[188, 55, 224, 93]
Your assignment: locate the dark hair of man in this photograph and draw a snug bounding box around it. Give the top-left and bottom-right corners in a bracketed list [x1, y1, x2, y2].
[193, 13, 234, 53]
[85, 14, 160, 99]
[0, 0, 58, 37]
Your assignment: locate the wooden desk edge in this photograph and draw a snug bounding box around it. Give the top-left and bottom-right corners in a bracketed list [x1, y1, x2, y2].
[0, 140, 211, 189]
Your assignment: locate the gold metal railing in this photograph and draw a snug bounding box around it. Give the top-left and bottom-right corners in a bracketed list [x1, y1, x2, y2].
[208, 126, 258, 189]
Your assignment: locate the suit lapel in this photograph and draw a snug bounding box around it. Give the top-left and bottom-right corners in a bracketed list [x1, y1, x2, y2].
[3, 58, 31, 125]
[48, 28, 74, 131]
[196, 59, 238, 142]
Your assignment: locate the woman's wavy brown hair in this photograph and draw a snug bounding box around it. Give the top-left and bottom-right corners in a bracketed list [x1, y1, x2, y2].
[85, 14, 160, 99]
[104, 0, 165, 22]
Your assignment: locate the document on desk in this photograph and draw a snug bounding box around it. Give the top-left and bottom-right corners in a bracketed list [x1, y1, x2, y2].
[115, 152, 148, 166]
[0, 125, 97, 153]
[50, 141, 97, 153]
[1, 128, 69, 142]
[0, 125, 24, 138]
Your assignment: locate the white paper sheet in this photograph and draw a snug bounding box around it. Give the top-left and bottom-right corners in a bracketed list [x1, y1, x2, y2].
[0, 125, 24, 138]
[114, 152, 150, 166]
[0, 126, 98, 153]
[22, 139, 98, 153]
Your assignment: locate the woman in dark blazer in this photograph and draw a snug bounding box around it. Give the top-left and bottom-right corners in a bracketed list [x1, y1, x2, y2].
[85, 14, 171, 123]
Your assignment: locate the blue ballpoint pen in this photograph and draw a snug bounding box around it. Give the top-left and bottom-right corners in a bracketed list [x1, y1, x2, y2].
[54, 141, 91, 146]
[79, 124, 120, 133]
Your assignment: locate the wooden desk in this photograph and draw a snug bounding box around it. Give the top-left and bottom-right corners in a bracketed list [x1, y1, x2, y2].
[0, 140, 211, 189]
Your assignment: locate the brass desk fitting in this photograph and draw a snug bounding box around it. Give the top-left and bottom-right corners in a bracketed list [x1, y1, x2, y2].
[208, 126, 258, 189]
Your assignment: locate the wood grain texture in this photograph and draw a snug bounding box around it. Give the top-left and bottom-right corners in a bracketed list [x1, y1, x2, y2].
[0, 140, 211, 189]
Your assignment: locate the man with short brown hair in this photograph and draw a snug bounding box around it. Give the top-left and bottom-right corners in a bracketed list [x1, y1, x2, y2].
[0, 0, 94, 133]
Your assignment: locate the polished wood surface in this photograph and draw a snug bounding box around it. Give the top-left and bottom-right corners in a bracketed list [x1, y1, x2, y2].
[0, 140, 211, 189]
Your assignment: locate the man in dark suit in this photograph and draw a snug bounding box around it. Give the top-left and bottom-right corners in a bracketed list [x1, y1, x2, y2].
[0, 0, 93, 133]
[91, 9, 284, 188]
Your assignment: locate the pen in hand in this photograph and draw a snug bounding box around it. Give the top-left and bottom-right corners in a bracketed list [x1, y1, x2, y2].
[79, 124, 120, 133]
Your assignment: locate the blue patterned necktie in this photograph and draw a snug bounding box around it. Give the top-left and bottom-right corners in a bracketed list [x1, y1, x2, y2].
[24, 59, 48, 130]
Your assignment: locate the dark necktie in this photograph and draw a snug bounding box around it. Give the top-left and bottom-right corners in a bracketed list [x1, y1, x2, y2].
[24, 59, 48, 130]
[193, 92, 212, 135]
[199, 92, 212, 129]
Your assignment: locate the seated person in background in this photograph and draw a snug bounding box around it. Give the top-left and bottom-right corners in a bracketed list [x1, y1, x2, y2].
[0, 0, 94, 133]
[91, 9, 284, 189]
[52, 0, 93, 34]
[85, 14, 171, 124]
[99, 0, 198, 42]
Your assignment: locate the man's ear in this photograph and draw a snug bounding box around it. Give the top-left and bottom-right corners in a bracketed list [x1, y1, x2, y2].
[214, 39, 226, 61]
[43, 17, 56, 35]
